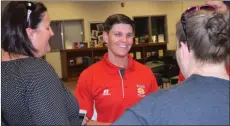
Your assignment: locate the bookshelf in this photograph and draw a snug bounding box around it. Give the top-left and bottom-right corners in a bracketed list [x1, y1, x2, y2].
[60, 42, 167, 81]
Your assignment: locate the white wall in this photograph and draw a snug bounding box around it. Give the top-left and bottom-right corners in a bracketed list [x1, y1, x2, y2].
[45, 52, 62, 77]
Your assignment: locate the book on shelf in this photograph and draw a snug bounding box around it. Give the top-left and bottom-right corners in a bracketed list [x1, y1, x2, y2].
[135, 37, 139, 44]
[76, 57, 83, 65]
[158, 34, 165, 43]
[146, 52, 152, 58]
[158, 50, 164, 57]
[151, 35, 157, 43]
[136, 52, 141, 59]
[69, 59, 75, 66]
[129, 52, 134, 58]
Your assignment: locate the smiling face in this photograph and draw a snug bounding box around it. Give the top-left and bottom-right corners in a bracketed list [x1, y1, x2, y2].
[27, 12, 54, 57]
[103, 23, 134, 58]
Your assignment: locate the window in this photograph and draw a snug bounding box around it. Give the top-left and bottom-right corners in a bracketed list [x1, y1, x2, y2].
[49, 19, 84, 51]
[133, 15, 167, 43]
[134, 17, 149, 37]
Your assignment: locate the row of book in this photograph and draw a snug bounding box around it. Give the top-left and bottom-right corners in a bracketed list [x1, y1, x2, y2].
[129, 50, 164, 59]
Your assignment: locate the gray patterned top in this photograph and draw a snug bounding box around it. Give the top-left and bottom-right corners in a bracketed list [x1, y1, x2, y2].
[1, 57, 80, 125]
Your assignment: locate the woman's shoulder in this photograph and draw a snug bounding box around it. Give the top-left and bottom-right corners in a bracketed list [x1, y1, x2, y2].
[8, 57, 57, 78]
[25, 58, 57, 75]
[2, 57, 53, 71]
[20, 57, 54, 71]
[2, 57, 61, 90]
[26, 57, 51, 66]
[21, 58, 61, 87]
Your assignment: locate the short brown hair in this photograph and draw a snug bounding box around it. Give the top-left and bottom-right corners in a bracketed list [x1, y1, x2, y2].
[103, 14, 134, 33]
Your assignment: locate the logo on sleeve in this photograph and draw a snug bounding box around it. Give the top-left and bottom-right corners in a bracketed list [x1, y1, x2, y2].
[102, 89, 111, 96]
[136, 84, 146, 97]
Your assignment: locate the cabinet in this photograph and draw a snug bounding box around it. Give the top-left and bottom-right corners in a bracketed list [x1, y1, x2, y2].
[134, 15, 167, 43]
[60, 42, 167, 81]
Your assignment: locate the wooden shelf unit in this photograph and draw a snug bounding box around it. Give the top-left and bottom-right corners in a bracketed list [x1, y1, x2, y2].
[60, 42, 167, 81]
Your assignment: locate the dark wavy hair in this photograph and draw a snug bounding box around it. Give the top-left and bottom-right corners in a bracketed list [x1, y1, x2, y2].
[1, 1, 47, 57]
[103, 14, 134, 33]
[176, 10, 229, 64]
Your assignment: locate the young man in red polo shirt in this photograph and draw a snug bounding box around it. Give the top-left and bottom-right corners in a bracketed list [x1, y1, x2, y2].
[75, 14, 159, 125]
[178, 0, 230, 82]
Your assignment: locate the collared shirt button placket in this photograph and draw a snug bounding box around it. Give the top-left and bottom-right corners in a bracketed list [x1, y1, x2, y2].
[118, 70, 125, 98]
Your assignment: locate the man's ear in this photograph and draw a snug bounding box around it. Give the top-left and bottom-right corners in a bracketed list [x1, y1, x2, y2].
[102, 31, 109, 44]
[26, 28, 35, 40]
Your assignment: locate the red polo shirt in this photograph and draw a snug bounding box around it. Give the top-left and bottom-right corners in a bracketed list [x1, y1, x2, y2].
[75, 53, 158, 123]
[178, 72, 185, 83]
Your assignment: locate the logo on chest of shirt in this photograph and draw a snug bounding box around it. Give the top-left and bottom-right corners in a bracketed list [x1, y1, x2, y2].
[136, 84, 146, 97]
[102, 89, 111, 96]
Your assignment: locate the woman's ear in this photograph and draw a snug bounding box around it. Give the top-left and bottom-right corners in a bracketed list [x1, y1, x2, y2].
[102, 31, 109, 44]
[26, 28, 35, 40]
[180, 41, 190, 60]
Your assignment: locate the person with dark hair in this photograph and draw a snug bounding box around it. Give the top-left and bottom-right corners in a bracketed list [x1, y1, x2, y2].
[178, 0, 230, 82]
[1, 1, 80, 125]
[75, 14, 159, 125]
[113, 5, 229, 125]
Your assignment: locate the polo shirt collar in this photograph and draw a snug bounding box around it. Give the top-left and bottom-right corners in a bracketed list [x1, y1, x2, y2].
[102, 53, 135, 75]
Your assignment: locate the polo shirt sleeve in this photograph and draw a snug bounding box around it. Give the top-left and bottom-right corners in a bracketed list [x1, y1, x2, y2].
[75, 70, 94, 119]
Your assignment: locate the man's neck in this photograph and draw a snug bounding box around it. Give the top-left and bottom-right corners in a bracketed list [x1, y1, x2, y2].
[107, 52, 129, 68]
